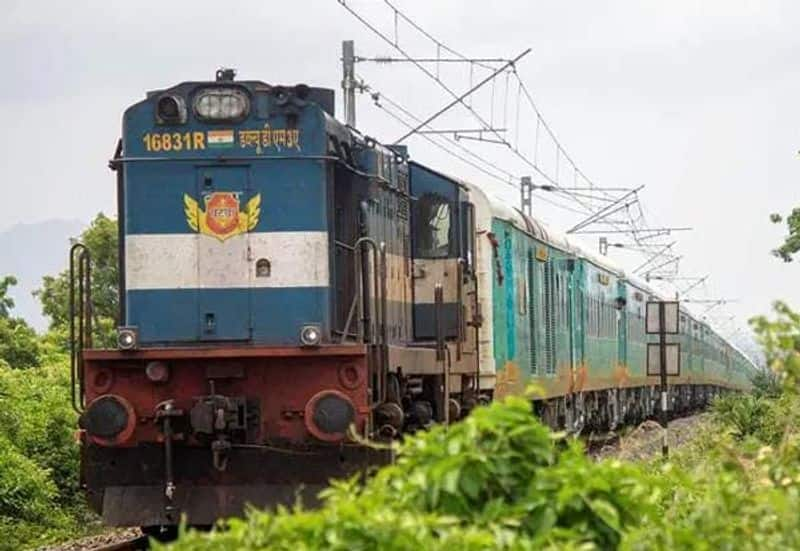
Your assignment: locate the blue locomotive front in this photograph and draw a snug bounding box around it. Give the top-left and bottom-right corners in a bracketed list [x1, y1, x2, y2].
[121, 71, 334, 345]
[77, 71, 416, 531]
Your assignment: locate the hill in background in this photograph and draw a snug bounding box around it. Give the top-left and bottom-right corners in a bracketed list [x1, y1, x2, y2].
[0, 219, 85, 331]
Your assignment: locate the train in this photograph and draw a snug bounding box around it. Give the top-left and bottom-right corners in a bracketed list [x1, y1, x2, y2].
[70, 69, 757, 537]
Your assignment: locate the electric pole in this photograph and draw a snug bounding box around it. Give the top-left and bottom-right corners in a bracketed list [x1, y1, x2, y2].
[520, 176, 532, 217]
[342, 40, 357, 127]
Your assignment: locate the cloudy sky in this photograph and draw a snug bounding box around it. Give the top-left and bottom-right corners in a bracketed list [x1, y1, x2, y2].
[2, 0, 798, 354]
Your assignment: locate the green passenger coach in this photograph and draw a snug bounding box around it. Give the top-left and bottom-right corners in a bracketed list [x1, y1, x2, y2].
[467, 179, 755, 431]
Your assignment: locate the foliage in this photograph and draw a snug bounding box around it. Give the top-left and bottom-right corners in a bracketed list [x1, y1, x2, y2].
[0, 275, 41, 368]
[163, 397, 663, 550]
[0, 315, 41, 369]
[36, 213, 119, 349]
[164, 300, 800, 550]
[0, 361, 80, 505]
[623, 436, 800, 550]
[0, 275, 17, 318]
[622, 301, 800, 550]
[0, 359, 88, 548]
[163, 388, 800, 550]
[749, 301, 800, 390]
[770, 209, 800, 262]
[710, 393, 785, 444]
[0, 214, 120, 547]
[750, 368, 783, 399]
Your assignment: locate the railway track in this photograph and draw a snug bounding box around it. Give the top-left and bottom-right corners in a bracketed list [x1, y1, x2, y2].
[583, 429, 623, 455]
[91, 535, 150, 551]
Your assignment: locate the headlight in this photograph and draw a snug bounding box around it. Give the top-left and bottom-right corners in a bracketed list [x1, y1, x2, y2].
[145, 360, 169, 383]
[156, 94, 187, 124]
[304, 390, 355, 442]
[82, 395, 135, 444]
[117, 327, 138, 350]
[300, 324, 322, 347]
[194, 88, 249, 121]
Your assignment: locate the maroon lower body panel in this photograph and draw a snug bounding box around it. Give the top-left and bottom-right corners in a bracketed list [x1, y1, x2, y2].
[79, 344, 383, 526]
[84, 444, 389, 526]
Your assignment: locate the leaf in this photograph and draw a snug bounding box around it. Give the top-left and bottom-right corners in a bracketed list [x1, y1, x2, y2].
[442, 467, 460, 495]
[587, 498, 620, 532]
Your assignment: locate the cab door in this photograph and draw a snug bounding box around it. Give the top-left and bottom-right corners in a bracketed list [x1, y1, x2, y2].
[194, 165, 252, 341]
[409, 163, 460, 340]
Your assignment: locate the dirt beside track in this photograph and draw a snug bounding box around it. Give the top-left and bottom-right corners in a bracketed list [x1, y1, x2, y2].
[590, 412, 711, 461]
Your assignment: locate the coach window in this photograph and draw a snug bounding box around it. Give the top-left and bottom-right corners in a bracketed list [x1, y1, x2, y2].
[414, 193, 452, 258]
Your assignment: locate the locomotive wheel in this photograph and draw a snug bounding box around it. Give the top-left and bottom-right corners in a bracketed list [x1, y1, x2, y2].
[142, 525, 179, 542]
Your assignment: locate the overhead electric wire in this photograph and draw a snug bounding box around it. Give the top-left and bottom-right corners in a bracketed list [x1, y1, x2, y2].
[338, 0, 756, 351]
[338, 0, 691, 270]
[383, 0, 509, 71]
[372, 88, 591, 216]
[345, 0, 670, 242]
[338, 0, 602, 215]
[367, 80, 516, 180]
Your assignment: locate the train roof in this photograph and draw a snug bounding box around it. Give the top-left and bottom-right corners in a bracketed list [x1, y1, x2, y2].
[463, 180, 625, 274]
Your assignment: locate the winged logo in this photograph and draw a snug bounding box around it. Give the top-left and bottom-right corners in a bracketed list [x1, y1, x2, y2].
[183, 192, 261, 241]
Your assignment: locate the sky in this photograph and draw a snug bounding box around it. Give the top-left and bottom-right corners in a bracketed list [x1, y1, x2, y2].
[2, 0, 799, 357]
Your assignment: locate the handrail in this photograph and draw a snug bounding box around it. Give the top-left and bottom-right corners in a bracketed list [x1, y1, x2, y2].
[69, 243, 92, 413]
[342, 236, 388, 408]
[456, 259, 465, 361]
[434, 283, 450, 426]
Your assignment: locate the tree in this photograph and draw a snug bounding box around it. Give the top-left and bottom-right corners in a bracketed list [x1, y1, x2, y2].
[0, 276, 41, 368]
[36, 213, 119, 349]
[0, 275, 16, 318]
[750, 300, 800, 391]
[769, 208, 800, 262]
[0, 318, 41, 369]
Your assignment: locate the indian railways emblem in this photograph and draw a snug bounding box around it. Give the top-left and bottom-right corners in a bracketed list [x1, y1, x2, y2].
[183, 192, 261, 241]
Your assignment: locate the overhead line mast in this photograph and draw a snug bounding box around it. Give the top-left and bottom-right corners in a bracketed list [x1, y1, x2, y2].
[393, 49, 531, 144]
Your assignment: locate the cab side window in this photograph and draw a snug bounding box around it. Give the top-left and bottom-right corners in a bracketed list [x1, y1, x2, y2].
[413, 193, 452, 258]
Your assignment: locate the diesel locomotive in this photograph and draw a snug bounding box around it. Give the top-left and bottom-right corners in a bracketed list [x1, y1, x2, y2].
[71, 69, 757, 534]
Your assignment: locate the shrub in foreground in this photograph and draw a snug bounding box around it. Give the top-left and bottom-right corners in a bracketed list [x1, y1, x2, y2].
[163, 397, 662, 550]
[163, 388, 800, 551]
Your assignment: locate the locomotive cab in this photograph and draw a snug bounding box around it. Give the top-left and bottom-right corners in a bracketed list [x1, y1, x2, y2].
[77, 72, 384, 527]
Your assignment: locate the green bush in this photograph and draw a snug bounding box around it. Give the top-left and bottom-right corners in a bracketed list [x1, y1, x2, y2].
[0, 359, 88, 548]
[163, 397, 662, 550]
[0, 360, 80, 506]
[710, 392, 797, 446]
[0, 433, 57, 522]
[623, 427, 800, 550]
[161, 386, 800, 551]
[751, 369, 783, 399]
[0, 316, 41, 369]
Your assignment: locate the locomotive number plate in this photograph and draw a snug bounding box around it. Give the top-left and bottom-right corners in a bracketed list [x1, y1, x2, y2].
[142, 132, 206, 152]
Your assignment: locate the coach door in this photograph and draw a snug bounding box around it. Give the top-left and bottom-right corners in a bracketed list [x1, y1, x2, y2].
[193, 166, 253, 341]
[617, 280, 627, 370]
